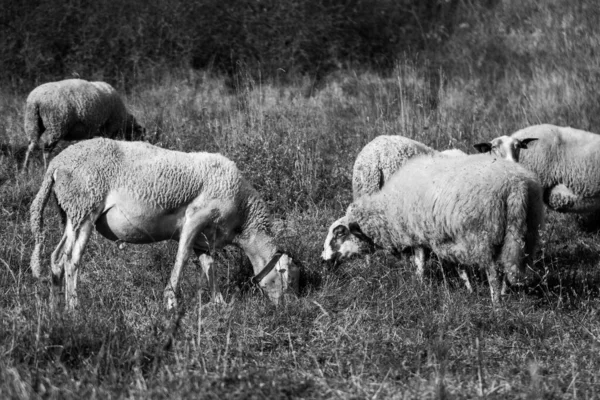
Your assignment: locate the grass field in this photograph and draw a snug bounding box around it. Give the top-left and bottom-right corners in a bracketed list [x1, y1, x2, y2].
[2, 2, 600, 398]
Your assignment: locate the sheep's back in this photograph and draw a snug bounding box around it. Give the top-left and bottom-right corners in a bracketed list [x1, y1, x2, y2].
[49, 139, 246, 227]
[353, 135, 434, 198]
[28, 79, 124, 129]
[513, 125, 600, 197]
[374, 154, 539, 263]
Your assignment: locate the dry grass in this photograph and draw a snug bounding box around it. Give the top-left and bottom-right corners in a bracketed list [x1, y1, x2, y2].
[2, 2, 600, 398]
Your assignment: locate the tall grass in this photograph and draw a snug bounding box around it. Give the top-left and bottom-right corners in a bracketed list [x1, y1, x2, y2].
[2, 0, 600, 398]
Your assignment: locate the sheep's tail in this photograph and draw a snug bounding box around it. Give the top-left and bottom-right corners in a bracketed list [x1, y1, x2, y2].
[500, 179, 544, 282]
[30, 167, 56, 278]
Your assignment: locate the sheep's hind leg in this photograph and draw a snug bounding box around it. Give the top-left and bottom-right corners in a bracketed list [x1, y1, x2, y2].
[22, 140, 38, 171]
[198, 254, 225, 305]
[50, 221, 74, 312]
[63, 218, 94, 311]
[51, 217, 95, 312]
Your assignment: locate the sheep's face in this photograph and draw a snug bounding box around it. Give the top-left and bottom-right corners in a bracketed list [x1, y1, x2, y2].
[473, 136, 537, 162]
[322, 217, 370, 265]
[259, 254, 300, 304]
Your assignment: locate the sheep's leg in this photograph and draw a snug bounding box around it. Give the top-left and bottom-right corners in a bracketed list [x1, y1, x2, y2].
[50, 220, 75, 311]
[485, 263, 503, 307]
[63, 219, 94, 311]
[414, 247, 426, 282]
[501, 279, 509, 296]
[164, 206, 214, 311]
[546, 184, 600, 213]
[22, 141, 38, 171]
[198, 254, 225, 304]
[457, 266, 473, 293]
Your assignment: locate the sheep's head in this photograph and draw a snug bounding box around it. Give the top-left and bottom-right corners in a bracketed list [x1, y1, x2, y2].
[124, 114, 146, 141]
[473, 136, 537, 162]
[257, 253, 300, 304]
[321, 216, 373, 267]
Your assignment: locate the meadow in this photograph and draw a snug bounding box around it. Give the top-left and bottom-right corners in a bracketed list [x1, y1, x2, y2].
[2, 1, 600, 398]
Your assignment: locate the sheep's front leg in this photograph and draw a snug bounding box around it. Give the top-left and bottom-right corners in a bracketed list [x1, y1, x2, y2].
[457, 266, 473, 293]
[198, 254, 225, 304]
[546, 184, 600, 213]
[486, 263, 503, 307]
[164, 205, 213, 311]
[414, 247, 426, 282]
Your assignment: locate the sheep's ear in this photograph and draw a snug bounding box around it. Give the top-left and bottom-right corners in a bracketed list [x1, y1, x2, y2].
[518, 138, 538, 149]
[348, 222, 372, 244]
[473, 142, 492, 153]
[332, 225, 349, 239]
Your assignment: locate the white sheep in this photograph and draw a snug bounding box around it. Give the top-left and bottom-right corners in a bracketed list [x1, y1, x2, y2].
[22, 79, 145, 169]
[352, 135, 436, 199]
[352, 135, 470, 200]
[478, 124, 600, 213]
[322, 154, 545, 305]
[30, 138, 299, 311]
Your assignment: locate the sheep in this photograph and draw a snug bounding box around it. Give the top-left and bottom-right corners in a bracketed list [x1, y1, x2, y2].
[22, 79, 145, 169]
[476, 124, 600, 215]
[322, 153, 545, 305]
[352, 135, 437, 199]
[352, 135, 471, 200]
[29, 138, 299, 311]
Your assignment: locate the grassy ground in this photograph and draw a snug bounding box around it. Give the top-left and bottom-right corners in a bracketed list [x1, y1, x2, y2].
[2, 2, 600, 398]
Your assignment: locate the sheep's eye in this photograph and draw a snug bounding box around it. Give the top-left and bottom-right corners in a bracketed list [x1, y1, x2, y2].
[333, 225, 349, 239]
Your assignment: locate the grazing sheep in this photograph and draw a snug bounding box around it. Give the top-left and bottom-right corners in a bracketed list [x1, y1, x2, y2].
[352, 135, 436, 199]
[30, 138, 299, 311]
[479, 124, 600, 214]
[352, 135, 469, 200]
[322, 154, 545, 305]
[22, 79, 145, 169]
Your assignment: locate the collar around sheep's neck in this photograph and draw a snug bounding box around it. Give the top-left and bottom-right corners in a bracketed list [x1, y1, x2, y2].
[251, 251, 284, 285]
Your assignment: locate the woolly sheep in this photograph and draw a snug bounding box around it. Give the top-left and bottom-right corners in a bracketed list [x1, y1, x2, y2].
[352, 135, 470, 200]
[30, 138, 299, 311]
[322, 154, 545, 305]
[352, 135, 436, 199]
[22, 79, 145, 169]
[478, 124, 600, 213]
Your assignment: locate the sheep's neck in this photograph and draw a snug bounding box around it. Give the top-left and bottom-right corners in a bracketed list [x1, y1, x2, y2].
[352, 201, 395, 249]
[236, 230, 278, 276]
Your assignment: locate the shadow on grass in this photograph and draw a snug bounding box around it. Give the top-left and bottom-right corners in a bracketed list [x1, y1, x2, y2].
[0, 142, 27, 164]
[525, 244, 600, 307]
[211, 247, 323, 301]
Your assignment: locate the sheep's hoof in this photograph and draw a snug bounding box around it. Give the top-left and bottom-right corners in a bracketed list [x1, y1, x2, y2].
[66, 300, 79, 312]
[211, 293, 225, 305]
[164, 289, 177, 310]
